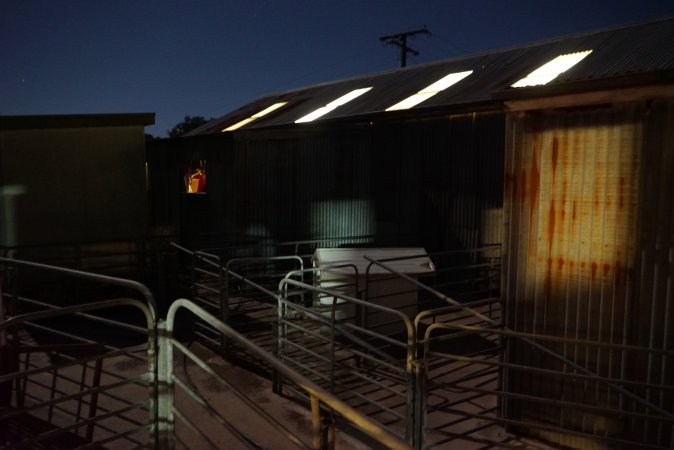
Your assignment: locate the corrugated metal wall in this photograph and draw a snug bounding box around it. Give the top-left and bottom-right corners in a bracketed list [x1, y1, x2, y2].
[373, 112, 504, 252]
[225, 130, 375, 244]
[148, 112, 505, 253]
[503, 99, 674, 447]
[632, 99, 674, 448]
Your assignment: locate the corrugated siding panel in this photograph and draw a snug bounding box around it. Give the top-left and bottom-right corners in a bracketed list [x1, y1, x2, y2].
[222, 131, 375, 244]
[373, 113, 504, 251]
[175, 112, 505, 252]
[505, 106, 641, 337]
[631, 99, 674, 446]
[503, 99, 674, 447]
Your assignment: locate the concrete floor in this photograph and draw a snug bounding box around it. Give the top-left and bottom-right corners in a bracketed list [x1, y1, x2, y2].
[173, 342, 376, 449]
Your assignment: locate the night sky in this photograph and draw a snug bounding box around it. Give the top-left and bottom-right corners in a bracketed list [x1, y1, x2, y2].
[2, 0, 673, 137]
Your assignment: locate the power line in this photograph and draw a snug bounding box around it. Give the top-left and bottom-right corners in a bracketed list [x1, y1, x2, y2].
[379, 27, 431, 68]
[431, 32, 469, 55]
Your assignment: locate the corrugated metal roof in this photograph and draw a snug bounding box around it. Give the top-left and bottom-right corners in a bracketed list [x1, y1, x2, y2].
[189, 16, 674, 135]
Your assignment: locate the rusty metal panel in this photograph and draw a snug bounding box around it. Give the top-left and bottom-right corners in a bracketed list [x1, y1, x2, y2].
[503, 100, 674, 448]
[505, 106, 642, 339]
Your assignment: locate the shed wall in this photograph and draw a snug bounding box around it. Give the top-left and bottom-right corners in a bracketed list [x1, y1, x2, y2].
[502, 99, 674, 447]
[0, 126, 148, 247]
[148, 112, 505, 253]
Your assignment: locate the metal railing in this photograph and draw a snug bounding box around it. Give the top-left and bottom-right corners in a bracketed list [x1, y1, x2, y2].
[421, 323, 674, 450]
[1, 256, 158, 449]
[171, 243, 294, 358]
[0, 304, 156, 449]
[173, 242, 505, 448]
[191, 235, 376, 262]
[169, 241, 674, 449]
[366, 249, 674, 449]
[160, 299, 411, 450]
[1, 256, 411, 450]
[0, 237, 172, 282]
[276, 276, 417, 444]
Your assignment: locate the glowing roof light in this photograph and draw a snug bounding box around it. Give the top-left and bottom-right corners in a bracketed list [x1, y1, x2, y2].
[222, 102, 288, 131]
[511, 50, 593, 88]
[385, 70, 473, 111]
[295, 87, 373, 123]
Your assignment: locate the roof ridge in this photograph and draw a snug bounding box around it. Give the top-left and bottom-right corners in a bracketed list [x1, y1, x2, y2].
[244, 15, 674, 101]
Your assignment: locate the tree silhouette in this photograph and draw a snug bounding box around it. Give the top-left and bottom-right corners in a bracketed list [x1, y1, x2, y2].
[167, 115, 211, 138]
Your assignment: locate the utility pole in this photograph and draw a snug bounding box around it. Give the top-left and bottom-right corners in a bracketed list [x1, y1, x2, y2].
[379, 27, 431, 68]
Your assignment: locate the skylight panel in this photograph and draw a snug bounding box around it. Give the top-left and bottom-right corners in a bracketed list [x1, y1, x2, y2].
[511, 50, 592, 88]
[222, 102, 287, 132]
[295, 87, 373, 123]
[385, 70, 473, 111]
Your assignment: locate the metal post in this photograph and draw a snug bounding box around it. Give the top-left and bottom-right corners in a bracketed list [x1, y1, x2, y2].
[311, 395, 322, 450]
[408, 359, 421, 449]
[155, 321, 175, 450]
[273, 300, 281, 394]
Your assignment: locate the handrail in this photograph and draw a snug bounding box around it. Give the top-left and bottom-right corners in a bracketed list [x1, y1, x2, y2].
[423, 323, 674, 421]
[0, 256, 158, 314]
[0, 298, 155, 333]
[363, 255, 497, 329]
[191, 250, 304, 299]
[283, 263, 360, 281]
[0, 296, 157, 449]
[366, 252, 674, 430]
[196, 235, 375, 257]
[278, 277, 415, 366]
[224, 254, 306, 298]
[165, 298, 411, 450]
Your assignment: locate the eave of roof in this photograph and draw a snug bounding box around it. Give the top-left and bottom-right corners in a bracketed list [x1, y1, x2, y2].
[0, 113, 156, 131]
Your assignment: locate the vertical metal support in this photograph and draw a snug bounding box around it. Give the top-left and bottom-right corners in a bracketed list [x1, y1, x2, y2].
[322, 413, 336, 450]
[310, 395, 335, 450]
[189, 253, 197, 303]
[220, 260, 228, 353]
[48, 366, 57, 423]
[311, 395, 322, 450]
[155, 321, 175, 450]
[411, 359, 425, 450]
[273, 300, 281, 394]
[330, 297, 337, 393]
[85, 357, 103, 442]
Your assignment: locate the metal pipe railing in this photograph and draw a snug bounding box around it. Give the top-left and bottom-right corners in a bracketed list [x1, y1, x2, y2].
[0, 256, 158, 314]
[0, 298, 156, 449]
[277, 277, 417, 444]
[422, 322, 674, 449]
[163, 298, 411, 450]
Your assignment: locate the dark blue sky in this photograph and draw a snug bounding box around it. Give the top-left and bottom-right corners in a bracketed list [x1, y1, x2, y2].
[2, 0, 673, 137]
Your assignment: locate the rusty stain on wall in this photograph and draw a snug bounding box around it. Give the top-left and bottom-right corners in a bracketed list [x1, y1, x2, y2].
[505, 106, 642, 340]
[503, 98, 674, 449]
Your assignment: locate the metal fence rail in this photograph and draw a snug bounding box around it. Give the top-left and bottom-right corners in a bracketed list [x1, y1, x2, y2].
[172, 242, 507, 448]
[167, 242, 674, 449]
[194, 235, 376, 262]
[1, 255, 411, 450]
[171, 244, 293, 362]
[421, 323, 674, 450]
[277, 276, 417, 444]
[160, 299, 411, 450]
[0, 299, 156, 449]
[12, 238, 667, 449]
